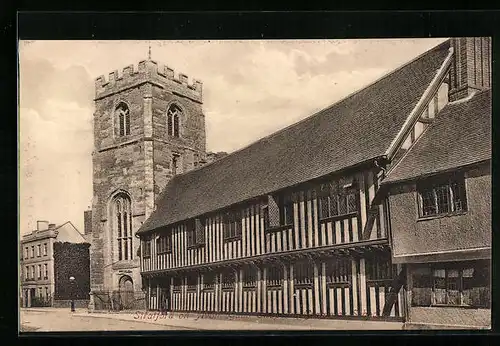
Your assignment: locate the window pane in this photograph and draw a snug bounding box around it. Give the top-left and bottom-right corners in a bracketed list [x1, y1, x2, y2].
[412, 267, 432, 306]
[320, 196, 330, 219]
[451, 180, 466, 212]
[168, 115, 173, 135]
[119, 113, 124, 136]
[330, 195, 339, 216]
[123, 212, 128, 237]
[347, 192, 357, 213]
[421, 189, 436, 216]
[447, 270, 460, 305]
[118, 239, 122, 260]
[338, 195, 347, 215]
[173, 115, 179, 137]
[435, 184, 451, 214]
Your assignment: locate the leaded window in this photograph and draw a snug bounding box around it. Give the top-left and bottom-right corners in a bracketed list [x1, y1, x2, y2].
[418, 173, 467, 218]
[167, 104, 181, 137]
[319, 177, 357, 220]
[113, 194, 133, 261]
[115, 102, 130, 137]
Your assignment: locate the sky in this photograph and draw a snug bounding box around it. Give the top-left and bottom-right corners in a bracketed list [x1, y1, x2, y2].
[18, 38, 448, 235]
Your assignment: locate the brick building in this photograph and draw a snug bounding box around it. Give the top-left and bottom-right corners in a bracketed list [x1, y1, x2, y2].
[20, 220, 90, 308]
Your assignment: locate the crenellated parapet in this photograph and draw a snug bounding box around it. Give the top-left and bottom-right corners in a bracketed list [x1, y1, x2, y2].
[95, 60, 203, 102]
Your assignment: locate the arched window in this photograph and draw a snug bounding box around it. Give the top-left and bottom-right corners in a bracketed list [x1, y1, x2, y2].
[115, 102, 130, 137]
[167, 104, 181, 137]
[113, 194, 133, 261]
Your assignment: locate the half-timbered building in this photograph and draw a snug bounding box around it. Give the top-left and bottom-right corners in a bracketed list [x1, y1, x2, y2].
[135, 39, 463, 320]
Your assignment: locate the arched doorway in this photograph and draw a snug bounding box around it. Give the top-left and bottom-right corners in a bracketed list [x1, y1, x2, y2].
[118, 275, 135, 309]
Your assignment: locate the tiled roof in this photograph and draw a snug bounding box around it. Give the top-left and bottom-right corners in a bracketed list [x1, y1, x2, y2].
[137, 40, 451, 234]
[382, 89, 492, 185]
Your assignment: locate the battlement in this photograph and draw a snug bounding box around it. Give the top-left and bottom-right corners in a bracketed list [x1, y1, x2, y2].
[95, 60, 203, 101]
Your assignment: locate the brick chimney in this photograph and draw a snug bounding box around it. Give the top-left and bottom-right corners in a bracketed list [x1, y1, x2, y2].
[448, 37, 491, 102]
[48, 223, 56, 230]
[36, 221, 49, 232]
[84, 210, 92, 235]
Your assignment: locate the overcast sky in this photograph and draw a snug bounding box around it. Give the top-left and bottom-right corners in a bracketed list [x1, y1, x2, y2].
[19, 38, 447, 235]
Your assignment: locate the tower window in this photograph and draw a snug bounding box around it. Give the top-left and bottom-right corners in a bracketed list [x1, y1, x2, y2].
[115, 102, 130, 137]
[167, 104, 181, 137]
[113, 194, 133, 261]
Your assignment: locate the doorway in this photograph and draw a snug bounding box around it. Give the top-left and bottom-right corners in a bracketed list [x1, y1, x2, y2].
[118, 275, 135, 309]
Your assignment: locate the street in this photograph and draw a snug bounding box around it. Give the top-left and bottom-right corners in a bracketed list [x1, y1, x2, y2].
[20, 308, 404, 332]
[20, 309, 184, 332]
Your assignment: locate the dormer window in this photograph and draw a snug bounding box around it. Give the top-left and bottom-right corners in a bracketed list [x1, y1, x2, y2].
[167, 104, 181, 137]
[115, 102, 130, 137]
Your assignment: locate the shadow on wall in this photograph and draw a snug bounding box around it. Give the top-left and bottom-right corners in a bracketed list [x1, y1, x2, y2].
[53, 242, 91, 300]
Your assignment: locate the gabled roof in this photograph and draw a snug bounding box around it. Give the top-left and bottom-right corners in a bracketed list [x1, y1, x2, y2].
[382, 89, 491, 185]
[138, 40, 452, 235]
[54, 221, 88, 244]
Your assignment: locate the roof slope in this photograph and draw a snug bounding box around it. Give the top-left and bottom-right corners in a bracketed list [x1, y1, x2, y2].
[55, 221, 88, 244]
[138, 40, 451, 234]
[383, 89, 492, 184]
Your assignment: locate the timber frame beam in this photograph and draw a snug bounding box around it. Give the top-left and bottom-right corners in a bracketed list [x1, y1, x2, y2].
[140, 239, 390, 278]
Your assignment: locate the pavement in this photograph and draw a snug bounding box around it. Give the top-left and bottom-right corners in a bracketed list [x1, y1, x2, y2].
[20, 308, 405, 332]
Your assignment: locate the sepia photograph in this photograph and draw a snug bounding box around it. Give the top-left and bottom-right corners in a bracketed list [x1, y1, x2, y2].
[18, 37, 491, 332]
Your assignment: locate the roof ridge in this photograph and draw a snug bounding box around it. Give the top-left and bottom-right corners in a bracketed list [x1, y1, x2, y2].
[169, 39, 451, 179]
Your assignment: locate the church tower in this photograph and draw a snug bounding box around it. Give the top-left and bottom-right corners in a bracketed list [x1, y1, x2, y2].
[89, 51, 207, 307]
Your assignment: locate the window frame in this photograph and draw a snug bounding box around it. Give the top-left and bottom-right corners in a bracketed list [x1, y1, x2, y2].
[294, 260, 314, 287]
[115, 102, 131, 137]
[279, 194, 294, 227]
[156, 232, 172, 254]
[266, 264, 283, 287]
[186, 274, 198, 291]
[223, 210, 242, 242]
[43, 243, 47, 256]
[421, 262, 490, 308]
[203, 272, 217, 290]
[186, 222, 196, 248]
[325, 258, 352, 286]
[319, 177, 358, 221]
[167, 104, 182, 138]
[142, 238, 152, 258]
[417, 173, 468, 219]
[242, 266, 258, 288]
[221, 269, 236, 290]
[114, 195, 133, 261]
